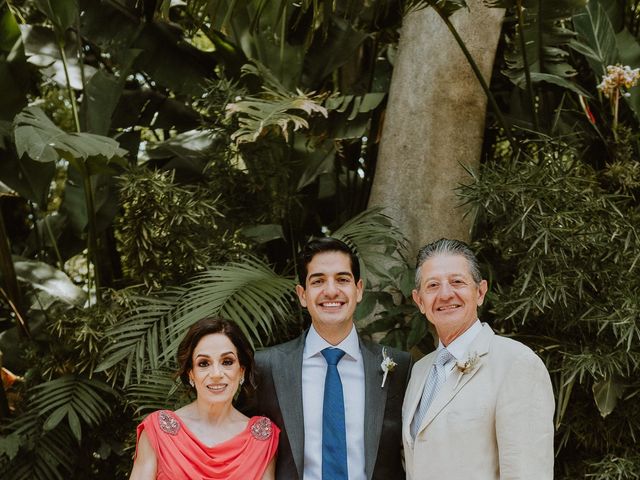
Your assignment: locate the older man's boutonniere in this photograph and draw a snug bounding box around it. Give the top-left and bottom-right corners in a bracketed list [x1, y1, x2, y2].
[380, 347, 397, 388]
[454, 352, 479, 389]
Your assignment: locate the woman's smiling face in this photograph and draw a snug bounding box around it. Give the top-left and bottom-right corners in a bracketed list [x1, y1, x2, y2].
[188, 333, 245, 404]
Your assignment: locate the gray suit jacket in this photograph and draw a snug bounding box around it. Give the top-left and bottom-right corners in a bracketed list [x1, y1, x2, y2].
[254, 331, 411, 480]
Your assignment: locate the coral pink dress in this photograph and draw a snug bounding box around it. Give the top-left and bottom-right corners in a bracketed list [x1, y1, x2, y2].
[136, 410, 280, 480]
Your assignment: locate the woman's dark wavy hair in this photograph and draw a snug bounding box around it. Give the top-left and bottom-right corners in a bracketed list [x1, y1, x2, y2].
[176, 317, 256, 397]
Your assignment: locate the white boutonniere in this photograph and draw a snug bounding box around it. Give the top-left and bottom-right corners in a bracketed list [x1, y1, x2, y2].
[454, 352, 479, 389]
[380, 347, 397, 388]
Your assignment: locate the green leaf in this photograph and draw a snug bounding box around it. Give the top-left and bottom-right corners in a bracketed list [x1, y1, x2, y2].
[13, 107, 127, 163]
[296, 141, 336, 191]
[60, 167, 120, 234]
[0, 432, 21, 460]
[240, 224, 285, 243]
[527, 72, 592, 97]
[0, 146, 56, 206]
[592, 377, 625, 418]
[66, 407, 82, 443]
[572, 0, 618, 75]
[226, 62, 328, 143]
[35, 0, 78, 34]
[43, 406, 68, 431]
[126, 369, 182, 414]
[165, 257, 296, 356]
[333, 207, 407, 288]
[0, 60, 30, 121]
[0, 7, 21, 52]
[30, 375, 115, 444]
[303, 16, 369, 84]
[407, 311, 428, 348]
[96, 290, 182, 384]
[502, 0, 587, 87]
[80, 71, 124, 136]
[13, 257, 86, 307]
[616, 28, 640, 67]
[20, 24, 97, 89]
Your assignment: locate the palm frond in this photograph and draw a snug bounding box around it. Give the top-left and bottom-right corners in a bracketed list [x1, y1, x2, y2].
[163, 256, 296, 357]
[95, 289, 184, 385]
[225, 63, 328, 143]
[333, 207, 408, 286]
[0, 413, 75, 480]
[29, 375, 116, 443]
[126, 368, 186, 416]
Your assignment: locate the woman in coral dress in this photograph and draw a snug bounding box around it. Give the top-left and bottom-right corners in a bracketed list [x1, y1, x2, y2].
[129, 317, 279, 480]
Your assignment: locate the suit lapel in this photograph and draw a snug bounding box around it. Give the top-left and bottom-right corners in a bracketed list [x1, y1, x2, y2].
[360, 338, 387, 480]
[402, 353, 435, 448]
[272, 335, 306, 479]
[416, 324, 494, 437]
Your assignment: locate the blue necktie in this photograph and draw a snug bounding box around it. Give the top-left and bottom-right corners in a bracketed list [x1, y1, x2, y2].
[321, 347, 348, 480]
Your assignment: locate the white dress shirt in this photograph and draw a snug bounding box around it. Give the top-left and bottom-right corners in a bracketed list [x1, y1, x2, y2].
[302, 324, 366, 480]
[437, 319, 483, 380]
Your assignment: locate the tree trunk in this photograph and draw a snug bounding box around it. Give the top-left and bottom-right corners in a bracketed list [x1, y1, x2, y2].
[368, 0, 505, 257]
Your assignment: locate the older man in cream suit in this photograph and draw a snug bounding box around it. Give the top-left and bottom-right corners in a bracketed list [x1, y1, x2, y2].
[402, 239, 555, 479]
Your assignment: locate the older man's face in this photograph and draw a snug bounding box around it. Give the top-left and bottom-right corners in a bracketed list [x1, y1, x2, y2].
[412, 253, 487, 345]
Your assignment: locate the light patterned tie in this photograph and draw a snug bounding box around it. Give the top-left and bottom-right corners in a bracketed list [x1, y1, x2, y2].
[411, 347, 455, 438]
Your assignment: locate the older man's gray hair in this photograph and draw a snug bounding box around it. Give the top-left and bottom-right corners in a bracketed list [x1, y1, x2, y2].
[414, 238, 483, 288]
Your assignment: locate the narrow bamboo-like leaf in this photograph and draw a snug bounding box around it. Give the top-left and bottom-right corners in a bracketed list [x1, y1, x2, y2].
[42, 406, 68, 432]
[66, 409, 82, 443]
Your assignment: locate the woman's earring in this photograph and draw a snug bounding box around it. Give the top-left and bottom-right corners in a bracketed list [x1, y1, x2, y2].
[189, 379, 195, 387]
[239, 376, 245, 387]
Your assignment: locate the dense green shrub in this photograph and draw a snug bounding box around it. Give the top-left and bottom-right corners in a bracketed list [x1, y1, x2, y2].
[462, 138, 640, 478]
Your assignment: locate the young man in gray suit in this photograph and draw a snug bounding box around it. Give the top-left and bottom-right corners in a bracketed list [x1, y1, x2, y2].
[402, 238, 555, 479]
[254, 237, 411, 480]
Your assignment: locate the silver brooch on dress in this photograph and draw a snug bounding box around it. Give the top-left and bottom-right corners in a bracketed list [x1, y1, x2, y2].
[158, 411, 180, 436]
[250, 417, 272, 440]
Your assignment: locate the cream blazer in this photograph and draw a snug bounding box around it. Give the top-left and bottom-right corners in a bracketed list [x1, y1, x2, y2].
[402, 324, 555, 480]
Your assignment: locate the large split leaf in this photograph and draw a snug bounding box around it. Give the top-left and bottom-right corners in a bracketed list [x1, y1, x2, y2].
[226, 77, 328, 143]
[13, 106, 127, 164]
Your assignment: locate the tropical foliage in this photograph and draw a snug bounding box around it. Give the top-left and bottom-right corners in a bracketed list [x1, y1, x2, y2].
[0, 1, 413, 478]
[0, 0, 639, 478]
[458, 0, 640, 477]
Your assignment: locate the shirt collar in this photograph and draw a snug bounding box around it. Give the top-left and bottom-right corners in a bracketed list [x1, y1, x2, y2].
[304, 323, 360, 360]
[438, 319, 482, 361]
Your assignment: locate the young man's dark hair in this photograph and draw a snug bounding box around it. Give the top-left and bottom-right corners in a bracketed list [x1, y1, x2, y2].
[297, 237, 361, 285]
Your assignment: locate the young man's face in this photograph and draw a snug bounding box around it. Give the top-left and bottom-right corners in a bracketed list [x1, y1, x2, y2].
[412, 253, 487, 345]
[296, 251, 363, 340]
